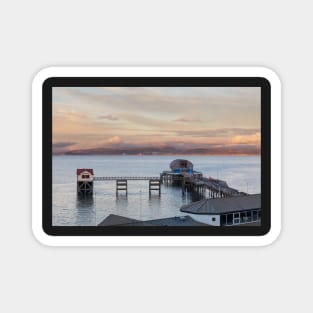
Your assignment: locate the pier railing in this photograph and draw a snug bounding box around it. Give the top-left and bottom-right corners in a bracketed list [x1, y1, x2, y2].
[161, 170, 247, 198]
[94, 176, 160, 181]
[92, 176, 161, 195]
[77, 169, 247, 198]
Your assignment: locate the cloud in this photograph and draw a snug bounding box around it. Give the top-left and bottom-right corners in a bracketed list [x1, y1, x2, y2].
[53, 87, 261, 153]
[54, 109, 86, 122]
[99, 114, 119, 121]
[56, 87, 260, 120]
[53, 141, 76, 148]
[65, 142, 260, 156]
[108, 136, 122, 144]
[52, 141, 77, 154]
[173, 117, 201, 123]
[171, 128, 260, 138]
[231, 132, 261, 144]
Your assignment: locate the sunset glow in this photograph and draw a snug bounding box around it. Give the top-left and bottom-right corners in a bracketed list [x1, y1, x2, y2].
[52, 87, 261, 155]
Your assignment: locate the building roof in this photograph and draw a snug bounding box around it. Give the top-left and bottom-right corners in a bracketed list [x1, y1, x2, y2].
[170, 159, 193, 170]
[123, 215, 208, 226]
[97, 214, 138, 226]
[180, 194, 261, 215]
[76, 168, 94, 175]
[97, 214, 208, 227]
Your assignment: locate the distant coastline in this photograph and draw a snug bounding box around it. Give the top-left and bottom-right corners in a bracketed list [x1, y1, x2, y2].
[53, 152, 260, 156]
[53, 143, 260, 156]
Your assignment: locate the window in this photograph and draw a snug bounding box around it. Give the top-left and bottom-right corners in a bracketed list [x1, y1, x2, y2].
[252, 210, 258, 221]
[227, 214, 233, 225]
[246, 211, 252, 222]
[240, 211, 247, 223]
[212, 217, 216, 222]
[180, 161, 187, 168]
[233, 213, 240, 224]
[82, 174, 90, 179]
[220, 214, 227, 225]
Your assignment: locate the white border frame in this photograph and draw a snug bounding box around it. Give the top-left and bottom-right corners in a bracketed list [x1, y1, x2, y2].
[32, 67, 281, 246]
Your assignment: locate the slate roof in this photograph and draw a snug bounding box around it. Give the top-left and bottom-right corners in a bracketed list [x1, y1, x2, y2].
[76, 168, 94, 175]
[97, 214, 138, 226]
[180, 194, 261, 215]
[97, 214, 208, 226]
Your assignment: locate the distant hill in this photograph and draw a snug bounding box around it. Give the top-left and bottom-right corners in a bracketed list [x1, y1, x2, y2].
[65, 146, 178, 155]
[63, 145, 260, 156]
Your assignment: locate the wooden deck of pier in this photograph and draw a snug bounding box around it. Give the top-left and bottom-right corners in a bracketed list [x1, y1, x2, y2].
[76, 159, 247, 198]
[94, 176, 161, 196]
[160, 170, 246, 198]
[94, 176, 160, 181]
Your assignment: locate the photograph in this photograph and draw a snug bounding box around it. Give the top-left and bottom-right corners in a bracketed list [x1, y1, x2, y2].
[52, 86, 261, 227]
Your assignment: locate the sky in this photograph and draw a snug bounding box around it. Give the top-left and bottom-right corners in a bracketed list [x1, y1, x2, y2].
[52, 87, 261, 155]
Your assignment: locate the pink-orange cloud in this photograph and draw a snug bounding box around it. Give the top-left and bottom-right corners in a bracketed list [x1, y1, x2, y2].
[108, 136, 122, 144]
[99, 114, 119, 121]
[173, 117, 201, 123]
[231, 132, 261, 145]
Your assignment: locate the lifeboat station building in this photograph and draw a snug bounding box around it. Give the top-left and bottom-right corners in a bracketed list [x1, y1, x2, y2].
[77, 168, 94, 195]
[180, 194, 261, 226]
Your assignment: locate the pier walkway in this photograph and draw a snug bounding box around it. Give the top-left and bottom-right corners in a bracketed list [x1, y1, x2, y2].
[76, 159, 247, 198]
[161, 170, 246, 198]
[191, 176, 247, 197]
[94, 176, 159, 181]
[93, 176, 161, 196]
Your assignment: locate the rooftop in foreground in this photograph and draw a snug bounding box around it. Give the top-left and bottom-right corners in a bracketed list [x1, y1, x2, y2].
[97, 214, 139, 226]
[180, 194, 261, 215]
[98, 214, 208, 226]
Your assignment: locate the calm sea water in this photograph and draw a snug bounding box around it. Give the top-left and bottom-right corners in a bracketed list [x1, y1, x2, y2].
[53, 155, 261, 226]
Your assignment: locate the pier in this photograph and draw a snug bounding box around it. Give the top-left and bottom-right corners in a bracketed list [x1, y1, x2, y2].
[160, 173, 247, 198]
[94, 176, 161, 196]
[75, 159, 258, 227]
[77, 171, 161, 196]
[76, 159, 247, 198]
[160, 159, 246, 199]
[94, 176, 160, 181]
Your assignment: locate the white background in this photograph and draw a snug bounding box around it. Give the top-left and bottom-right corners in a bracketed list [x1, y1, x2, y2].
[0, 0, 311, 312]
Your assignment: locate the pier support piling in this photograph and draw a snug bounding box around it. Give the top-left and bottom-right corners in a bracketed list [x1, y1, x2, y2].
[149, 179, 161, 196]
[116, 179, 128, 196]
